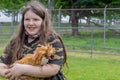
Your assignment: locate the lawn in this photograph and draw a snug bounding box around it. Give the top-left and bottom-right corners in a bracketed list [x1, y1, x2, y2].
[0, 52, 120, 80]
[64, 52, 120, 80]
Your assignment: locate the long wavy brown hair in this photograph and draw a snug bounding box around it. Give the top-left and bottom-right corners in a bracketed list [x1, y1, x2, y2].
[7, 1, 67, 66]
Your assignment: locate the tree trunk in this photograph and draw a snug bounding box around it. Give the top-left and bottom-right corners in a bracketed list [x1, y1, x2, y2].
[71, 9, 79, 36]
[70, 0, 79, 36]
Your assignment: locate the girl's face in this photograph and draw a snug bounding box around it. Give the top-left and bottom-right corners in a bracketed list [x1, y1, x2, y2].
[24, 10, 43, 36]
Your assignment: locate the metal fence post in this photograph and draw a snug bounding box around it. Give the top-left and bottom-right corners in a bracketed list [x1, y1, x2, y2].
[0, 22, 2, 34]
[58, 6, 62, 34]
[10, 12, 14, 35]
[90, 29, 94, 58]
[103, 5, 107, 49]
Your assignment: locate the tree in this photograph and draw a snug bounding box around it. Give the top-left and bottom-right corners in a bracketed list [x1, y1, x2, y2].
[54, 0, 120, 36]
[0, 0, 30, 22]
[0, 0, 50, 22]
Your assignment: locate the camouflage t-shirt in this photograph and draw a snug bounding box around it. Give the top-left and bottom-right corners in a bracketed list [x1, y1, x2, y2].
[0, 34, 66, 80]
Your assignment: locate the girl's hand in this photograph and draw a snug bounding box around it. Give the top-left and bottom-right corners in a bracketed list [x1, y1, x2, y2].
[0, 63, 8, 77]
[4, 63, 24, 80]
[0, 68, 8, 77]
[14, 75, 29, 80]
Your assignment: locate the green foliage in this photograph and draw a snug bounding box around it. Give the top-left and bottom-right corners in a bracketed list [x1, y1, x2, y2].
[54, 0, 120, 8]
[54, 0, 120, 36]
[109, 0, 120, 7]
[54, 0, 120, 20]
[54, 0, 70, 8]
[0, 0, 26, 10]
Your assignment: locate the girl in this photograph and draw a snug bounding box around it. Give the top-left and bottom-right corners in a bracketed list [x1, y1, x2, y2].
[0, 1, 67, 80]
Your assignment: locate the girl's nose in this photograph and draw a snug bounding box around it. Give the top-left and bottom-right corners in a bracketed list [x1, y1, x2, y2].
[29, 20, 34, 25]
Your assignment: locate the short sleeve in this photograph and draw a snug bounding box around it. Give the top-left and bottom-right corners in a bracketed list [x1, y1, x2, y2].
[0, 46, 12, 65]
[0, 39, 15, 65]
[47, 35, 64, 66]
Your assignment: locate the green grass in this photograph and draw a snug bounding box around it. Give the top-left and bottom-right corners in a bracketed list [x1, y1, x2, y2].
[61, 30, 120, 53]
[0, 78, 6, 80]
[63, 53, 120, 80]
[1, 52, 120, 80]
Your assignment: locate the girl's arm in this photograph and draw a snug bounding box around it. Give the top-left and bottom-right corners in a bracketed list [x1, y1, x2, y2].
[22, 63, 60, 77]
[0, 63, 8, 68]
[5, 63, 60, 79]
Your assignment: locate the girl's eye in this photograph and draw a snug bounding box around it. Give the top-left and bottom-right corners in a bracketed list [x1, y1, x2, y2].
[34, 18, 39, 21]
[24, 18, 30, 21]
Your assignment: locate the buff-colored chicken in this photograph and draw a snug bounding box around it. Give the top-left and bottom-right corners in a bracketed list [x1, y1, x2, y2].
[16, 44, 56, 80]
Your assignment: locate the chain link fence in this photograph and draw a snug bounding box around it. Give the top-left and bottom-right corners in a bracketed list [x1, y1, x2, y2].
[0, 8, 120, 56]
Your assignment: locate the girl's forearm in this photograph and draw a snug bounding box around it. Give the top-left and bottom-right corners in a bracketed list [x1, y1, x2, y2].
[22, 64, 60, 78]
[0, 67, 8, 77]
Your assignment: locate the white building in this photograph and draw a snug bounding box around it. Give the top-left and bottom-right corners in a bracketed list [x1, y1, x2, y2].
[0, 12, 12, 22]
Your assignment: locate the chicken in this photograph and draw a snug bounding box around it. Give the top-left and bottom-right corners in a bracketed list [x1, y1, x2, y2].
[17, 44, 56, 65]
[16, 44, 56, 80]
